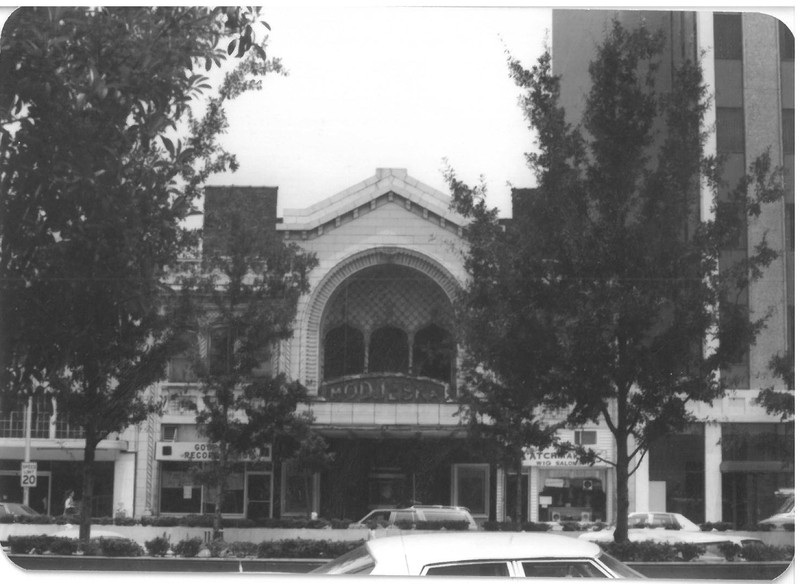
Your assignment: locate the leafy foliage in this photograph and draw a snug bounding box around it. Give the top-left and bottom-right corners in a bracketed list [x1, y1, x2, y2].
[8, 534, 142, 556]
[755, 353, 794, 422]
[173, 537, 203, 558]
[256, 538, 363, 559]
[144, 534, 172, 557]
[450, 19, 782, 543]
[179, 189, 321, 539]
[0, 7, 280, 541]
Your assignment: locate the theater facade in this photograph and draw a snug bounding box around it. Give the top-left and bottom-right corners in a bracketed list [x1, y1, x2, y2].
[1, 165, 788, 527]
[145, 168, 617, 524]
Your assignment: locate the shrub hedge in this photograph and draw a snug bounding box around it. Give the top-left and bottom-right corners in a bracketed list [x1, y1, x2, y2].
[9, 533, 794, 562]
[143, 534, 171, 557]
[7, 535, 144, 557]
[2, 513, 347, 529]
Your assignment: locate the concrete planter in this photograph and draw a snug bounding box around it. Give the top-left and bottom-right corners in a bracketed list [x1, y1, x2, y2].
[0, 523, 367, 548]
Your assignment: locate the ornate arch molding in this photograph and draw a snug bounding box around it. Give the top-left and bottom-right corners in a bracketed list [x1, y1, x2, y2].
[299, 246, 461, 391]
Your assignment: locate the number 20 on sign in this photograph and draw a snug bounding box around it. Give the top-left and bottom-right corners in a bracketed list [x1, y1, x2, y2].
[21, 462, 37, 488]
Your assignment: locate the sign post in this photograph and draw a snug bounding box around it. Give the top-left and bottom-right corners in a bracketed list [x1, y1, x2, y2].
[21, 462, 37, 489]
[23, 396, 33, 505]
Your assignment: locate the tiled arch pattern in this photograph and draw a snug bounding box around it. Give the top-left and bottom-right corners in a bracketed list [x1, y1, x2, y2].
[299, 247, 461, 392]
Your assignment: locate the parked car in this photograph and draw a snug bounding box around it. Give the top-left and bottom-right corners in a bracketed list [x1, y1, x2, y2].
[348, 505, 478, 530]
[579, 512, 764, 552]
[0, 502, 41, 519]
[758, 490, 794, 530]
[312, 531, 645, 577]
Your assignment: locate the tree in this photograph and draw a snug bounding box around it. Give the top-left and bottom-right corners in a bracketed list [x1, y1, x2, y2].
[450, 21, 783, 542]
[755, 353, 794, 427]
[0, 7, 278, 541]
[185, 190, 319, 539]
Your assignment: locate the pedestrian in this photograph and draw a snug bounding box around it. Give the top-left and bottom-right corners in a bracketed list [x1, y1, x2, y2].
[64, 490, 76, 515]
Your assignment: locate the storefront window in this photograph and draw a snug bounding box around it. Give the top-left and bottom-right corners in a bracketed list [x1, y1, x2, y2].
[160, 462, 202, 514]
[159, 462, 245, 515]
[721, 423, 794, 462]
[720, 423, 794, 527]
[203, 473, 245, 514]
[246, 472, 273, 520]
[281, 461, 317, 516]
[649, 424, 705, 523]
[453, 464, 490, 517]
[367, 469, 407, 508]
[538, 469, 606, 522]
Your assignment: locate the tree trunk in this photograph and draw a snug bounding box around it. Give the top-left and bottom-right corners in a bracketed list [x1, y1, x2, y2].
[79, 427, 98, 542]
[613, 430, 629, 543]
[212, 448, 227, 541]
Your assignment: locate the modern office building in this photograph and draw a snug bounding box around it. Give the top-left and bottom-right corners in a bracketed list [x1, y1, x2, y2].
[552, 9, 794, 527]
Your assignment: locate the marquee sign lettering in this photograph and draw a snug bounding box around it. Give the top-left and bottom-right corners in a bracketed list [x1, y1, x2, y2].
[155, 442, 271, 462]
[525, 448, 611, 467]
[319, 375, 447, 403]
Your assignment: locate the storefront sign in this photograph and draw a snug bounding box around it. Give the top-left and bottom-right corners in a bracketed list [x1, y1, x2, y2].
[319, 374, 447, 403]
[156, 442, 218, 461]
[155, 442, 272, 462]
[526, 448, 610, 467]
[20, 462, 37, 487]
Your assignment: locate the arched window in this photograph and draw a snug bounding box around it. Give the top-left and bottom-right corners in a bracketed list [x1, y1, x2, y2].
[324, 324, 364, 380]
[413, 324, 453, 383]
[369, 326, 408, 374]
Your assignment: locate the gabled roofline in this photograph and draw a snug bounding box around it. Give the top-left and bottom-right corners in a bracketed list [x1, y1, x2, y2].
[277, 168, 469, 234]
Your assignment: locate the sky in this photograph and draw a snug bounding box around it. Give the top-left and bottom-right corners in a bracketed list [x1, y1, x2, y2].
[205, 5, 553, 218]
[1, 4, 793, 221]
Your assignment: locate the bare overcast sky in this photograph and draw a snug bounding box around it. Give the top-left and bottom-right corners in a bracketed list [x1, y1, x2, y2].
[1, 4, 793, 220]
[208, 5, 552, 218]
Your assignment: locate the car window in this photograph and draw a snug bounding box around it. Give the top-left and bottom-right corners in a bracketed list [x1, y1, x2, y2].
[394, 510, 414, 522]
[421, 510, 464, 522]
[596, 553, 646, 578]
[521, 560, 606, 578]
[360, 510, 390, 525]
[628, 514, 647, 527]
[424, 561, 510, 577]
[652, 514, 674, 528]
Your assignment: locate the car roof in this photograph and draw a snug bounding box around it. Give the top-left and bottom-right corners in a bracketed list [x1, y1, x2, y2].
[365, 532, 603, 575]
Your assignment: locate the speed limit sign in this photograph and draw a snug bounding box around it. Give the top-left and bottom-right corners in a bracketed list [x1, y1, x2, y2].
[20, 462, 37, 488]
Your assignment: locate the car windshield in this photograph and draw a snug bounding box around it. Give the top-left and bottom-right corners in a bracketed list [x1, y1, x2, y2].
[311, 544, 375, 574]
[5, 503, 38, 515]
[777, 495, 794, 514]
[598, 552, 646, 578]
